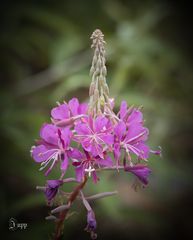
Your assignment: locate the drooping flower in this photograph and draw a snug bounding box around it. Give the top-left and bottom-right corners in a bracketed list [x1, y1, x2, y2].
[85, 210, 97, 239]
[74, 116, 114, 158]
[31, 124, 73, 175]
[51, 98, 88, 127]
[86, 210, 97, 232]
[71, 149, 113, 183]
[124, 164, 151, 185]
[45, 180, 63, 202]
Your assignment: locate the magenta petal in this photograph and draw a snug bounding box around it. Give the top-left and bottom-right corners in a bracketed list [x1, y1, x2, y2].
[90, 144, 98, 156]
[114, 143, 121, 161]
[47, 180, 63, 188]
[92, 171, 99, 183]
[32, 145, 56, 163]
[134, 142, 150, 159]
[120, 101, 127, 119]
[40, 124, 58, 145]
[114, 121, 126, 140]
[51, 103, 69, 120]
[60, 154, 69, 173]
[95, 116, 108, 132]
[128, 109, 143, 124]
[78, 103, 88, 114]
[125, 165, 151, 185]
[82, 138, 92, 152]
[68, 98, 79, 116]
[87, 116, 94, 131]
[99, 134, 114, 145]
[69, 148, 84, 160]
[45, 180, 63, 202]
[125, 125, 149, 143]
[75, 123, 91, 135]
[105, 119, 113, 130]
[45, 188, 58, 202]
[91, 144, 103, 157]
[75, 166, 84, 182]
[97, 156, 113, 167]
[61, 128, 72, 147]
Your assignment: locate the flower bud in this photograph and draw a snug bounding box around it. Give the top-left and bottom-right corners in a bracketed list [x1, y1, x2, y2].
[89, 82, 95, 96]
[93, 89, 99, 102]
[90, 66, 95, 76]
[104, 83, 109, 95]
[53, 118, 73, 127]
[102, 66, 107, 76]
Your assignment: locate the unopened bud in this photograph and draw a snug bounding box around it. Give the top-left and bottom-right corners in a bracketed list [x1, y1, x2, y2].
[90, 66, 95, 76]
[45, 215, 57, 221]
[99, 76, 104, 87]
[89, 82, 95, 96]
[92, 55, 97, 65]
[93, 89, 99, 102]
[96, 58, 102, 69]
[102, 66, 107, 76]
[95, 67, 100, 76]
[52, 118, 74, 127]
[95, 47, 99, 56]
[100, 95, 105, 106]
[51, 204, 70, 214]
[104, 83, 109, 95]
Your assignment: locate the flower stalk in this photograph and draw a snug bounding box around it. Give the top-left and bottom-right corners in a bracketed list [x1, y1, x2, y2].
[53, 176, 88, 240]
[31, 29, 160, 240]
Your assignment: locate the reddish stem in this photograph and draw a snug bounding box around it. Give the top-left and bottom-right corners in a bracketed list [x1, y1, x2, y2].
[53, 176, 88, 240]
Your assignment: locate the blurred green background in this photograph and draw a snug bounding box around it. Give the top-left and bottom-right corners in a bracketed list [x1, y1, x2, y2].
[1, 0, 193, 239]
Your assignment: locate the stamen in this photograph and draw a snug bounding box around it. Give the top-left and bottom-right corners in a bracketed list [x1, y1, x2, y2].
[126, 130, 147, 143]
[39, 152, 58, 171]
[85, 165, 95, 177]
[40, 151, 57, 166]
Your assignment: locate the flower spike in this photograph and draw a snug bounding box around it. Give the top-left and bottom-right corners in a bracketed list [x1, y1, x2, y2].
[31, 29, 160, 240]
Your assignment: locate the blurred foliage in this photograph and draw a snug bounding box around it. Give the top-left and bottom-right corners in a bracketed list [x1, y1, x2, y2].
[1, 0, 193, 239]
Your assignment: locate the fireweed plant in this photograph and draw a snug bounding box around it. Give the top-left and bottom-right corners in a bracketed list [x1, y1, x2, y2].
[31, 29, 161, 240]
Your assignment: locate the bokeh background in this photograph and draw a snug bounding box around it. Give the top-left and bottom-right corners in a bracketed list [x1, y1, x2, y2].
[1, 0, 193, 239]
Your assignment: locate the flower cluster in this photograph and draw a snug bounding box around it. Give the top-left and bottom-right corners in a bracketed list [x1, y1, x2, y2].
[31, 29, 160, 240]
[32, 98, 153, 184]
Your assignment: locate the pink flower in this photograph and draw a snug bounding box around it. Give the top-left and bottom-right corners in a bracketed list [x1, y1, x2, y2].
[74, 116, 114, 158]
[71, 149, 113, 183]
[30, 29, 161, 239]
[31, 124, 72, 175]
[51, 98, 88, 127]
[115, 101, 161, 164]
[114, 118, 149, 163]
[119, 101, 143, 126]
